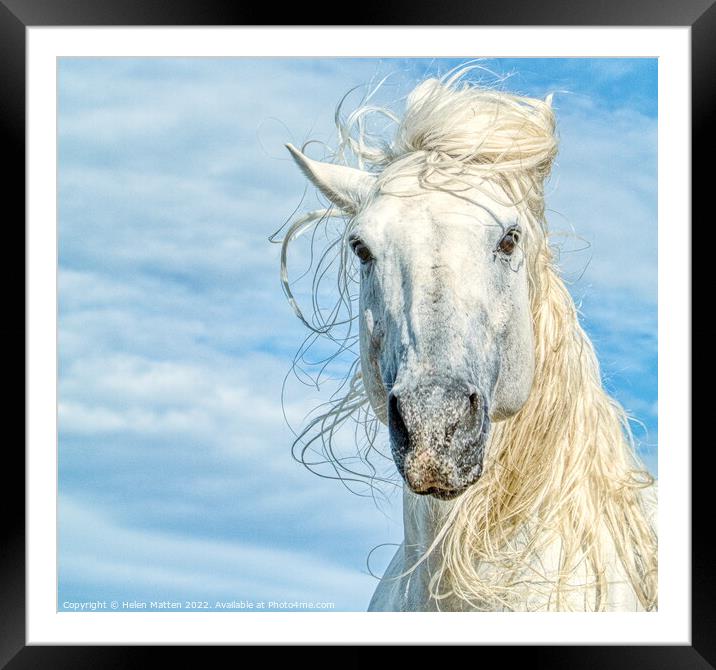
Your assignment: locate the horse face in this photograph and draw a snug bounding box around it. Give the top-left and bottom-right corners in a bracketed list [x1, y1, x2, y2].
[287, 147, 535, 499]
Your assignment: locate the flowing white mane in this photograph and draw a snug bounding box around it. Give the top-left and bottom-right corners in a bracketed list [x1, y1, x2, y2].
[275, 67, 657, 611]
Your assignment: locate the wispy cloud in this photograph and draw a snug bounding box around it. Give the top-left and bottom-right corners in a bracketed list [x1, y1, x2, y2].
[549, 102, 657, 302]
[59, 496, 375, 610]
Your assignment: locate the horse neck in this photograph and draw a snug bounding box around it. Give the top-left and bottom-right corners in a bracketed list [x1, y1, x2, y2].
[401, 484, 455, 562]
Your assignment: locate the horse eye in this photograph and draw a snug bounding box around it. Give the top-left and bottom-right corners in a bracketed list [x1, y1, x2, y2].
[349, 237, 374, 264]
[498, 229, 520, 255]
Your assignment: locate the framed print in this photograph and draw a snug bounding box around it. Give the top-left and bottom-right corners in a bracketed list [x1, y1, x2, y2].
[8, 0, 703, 664]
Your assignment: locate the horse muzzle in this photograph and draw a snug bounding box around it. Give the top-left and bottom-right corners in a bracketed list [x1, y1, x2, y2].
[388, 377, 490, 499]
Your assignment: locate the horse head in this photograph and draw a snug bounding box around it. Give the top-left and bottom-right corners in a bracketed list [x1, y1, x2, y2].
[286, 80, 553, 499]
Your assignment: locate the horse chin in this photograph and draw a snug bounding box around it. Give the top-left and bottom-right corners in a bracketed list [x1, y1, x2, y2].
[398, 440, 486, 500]
[420, 463, 484, 500]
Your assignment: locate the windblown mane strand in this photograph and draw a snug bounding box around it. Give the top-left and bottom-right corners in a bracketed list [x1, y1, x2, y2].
[275, 66, 657, 610]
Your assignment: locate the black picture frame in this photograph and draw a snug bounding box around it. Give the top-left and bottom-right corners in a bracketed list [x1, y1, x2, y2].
[6, 0, 702, 664]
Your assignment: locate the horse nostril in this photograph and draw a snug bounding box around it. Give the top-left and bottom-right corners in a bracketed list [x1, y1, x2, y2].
[465, 388, 485, 433]
[388, 390, 398, 416]
[388, 391, 409, 448]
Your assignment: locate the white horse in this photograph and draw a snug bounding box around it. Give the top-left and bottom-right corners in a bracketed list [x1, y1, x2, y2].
[279, 70, 657, 612]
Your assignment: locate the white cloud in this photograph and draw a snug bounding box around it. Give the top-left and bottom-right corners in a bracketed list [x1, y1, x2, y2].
[59, 350, 315, 458]
[548, 103, 657, 303]
[59, 496, 375, 608]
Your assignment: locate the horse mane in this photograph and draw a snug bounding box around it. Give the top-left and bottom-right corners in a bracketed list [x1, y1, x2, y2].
[275, 65, 657, 611]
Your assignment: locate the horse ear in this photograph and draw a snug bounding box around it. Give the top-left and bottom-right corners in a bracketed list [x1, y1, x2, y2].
[285, 144, 375, 212]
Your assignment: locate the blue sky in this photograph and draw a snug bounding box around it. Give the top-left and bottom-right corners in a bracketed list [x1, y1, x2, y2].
[57, 58, 657, 612]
